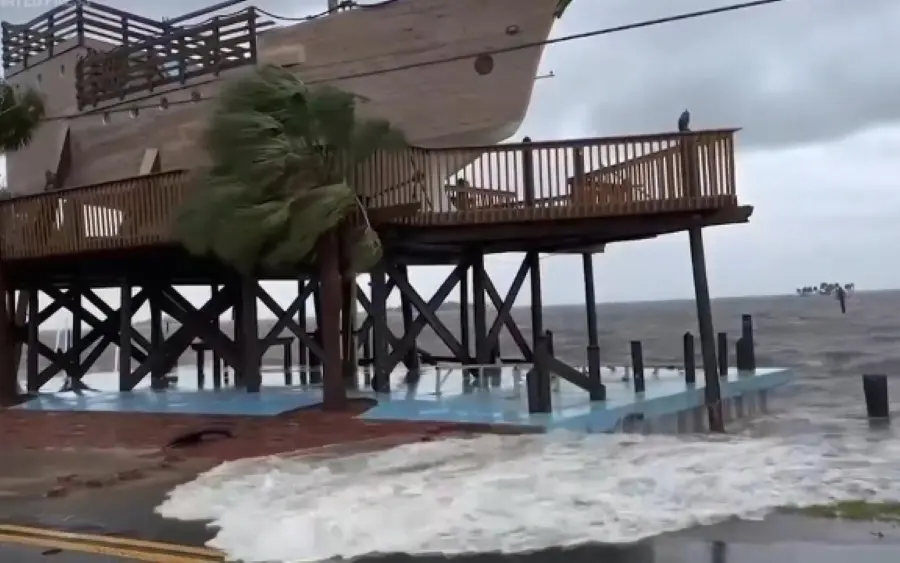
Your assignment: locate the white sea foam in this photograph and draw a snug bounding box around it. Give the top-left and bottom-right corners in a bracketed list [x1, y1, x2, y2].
[156, 431, 900, 562]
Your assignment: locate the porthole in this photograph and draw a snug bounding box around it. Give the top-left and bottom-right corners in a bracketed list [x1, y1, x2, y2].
[474, 54, 494, 76]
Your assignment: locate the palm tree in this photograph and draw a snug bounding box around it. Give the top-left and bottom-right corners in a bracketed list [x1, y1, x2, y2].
[174, 65, 406, 408]
[0, 80, 45, 405]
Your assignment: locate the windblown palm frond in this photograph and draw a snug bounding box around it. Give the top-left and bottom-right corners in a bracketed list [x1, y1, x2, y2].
[175, 65, 407, 274]
[0, 81, 45, 151]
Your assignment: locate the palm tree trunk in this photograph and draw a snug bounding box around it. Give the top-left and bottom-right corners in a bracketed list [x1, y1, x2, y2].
[318, 228, 347, 410]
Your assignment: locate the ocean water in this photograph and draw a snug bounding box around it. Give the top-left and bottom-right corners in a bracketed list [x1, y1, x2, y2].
[100, 291, 900, 560]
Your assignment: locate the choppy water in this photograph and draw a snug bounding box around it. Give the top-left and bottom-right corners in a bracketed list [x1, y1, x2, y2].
[54, 290, 900, 562]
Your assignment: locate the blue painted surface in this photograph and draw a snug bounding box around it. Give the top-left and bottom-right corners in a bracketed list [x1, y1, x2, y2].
[15, 385, 324, 416]
[13, 366, 793, 430]
[359, 367, 794, 432]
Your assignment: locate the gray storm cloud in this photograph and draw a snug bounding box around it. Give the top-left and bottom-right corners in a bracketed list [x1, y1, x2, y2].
[531, 0, 900, 149]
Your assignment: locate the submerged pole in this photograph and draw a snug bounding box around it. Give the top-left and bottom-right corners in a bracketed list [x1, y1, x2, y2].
[581, 253, 605, 400]
[862, 374, 890, 420]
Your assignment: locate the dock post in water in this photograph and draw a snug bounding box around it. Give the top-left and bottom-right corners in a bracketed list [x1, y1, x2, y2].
[283, 339, 293, 385]
[631, 340, 645, 393]
[740, 314, 756, 370]
[717, 332, 728, 377]
[527, 333, 552, 413]
[196, 347, 205, 389]
[683, 331, 696, 384]
[862, 374, 890, 419]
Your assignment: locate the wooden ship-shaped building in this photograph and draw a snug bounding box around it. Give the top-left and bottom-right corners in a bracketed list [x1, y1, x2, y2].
[0, 0, 752, 421]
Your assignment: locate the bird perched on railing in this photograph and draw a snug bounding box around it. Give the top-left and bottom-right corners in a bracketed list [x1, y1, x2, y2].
[678, 109, 691, 132]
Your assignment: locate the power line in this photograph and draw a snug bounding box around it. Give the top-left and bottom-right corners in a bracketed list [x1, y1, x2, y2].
[303, 0, 787, 84]
[44, 0, 788, 121]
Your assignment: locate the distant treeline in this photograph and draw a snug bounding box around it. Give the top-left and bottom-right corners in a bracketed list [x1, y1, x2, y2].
[796, 283, 855, 296]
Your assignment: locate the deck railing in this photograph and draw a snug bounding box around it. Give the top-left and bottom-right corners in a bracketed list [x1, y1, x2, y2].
[75, 8, 258, 108]
[0, 130, 738, 260]
[2, 1, 170, 74]
[360, 129, 737, 223]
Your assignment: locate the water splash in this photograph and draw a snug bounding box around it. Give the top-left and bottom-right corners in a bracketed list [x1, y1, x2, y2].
[156, 431, 900, 562]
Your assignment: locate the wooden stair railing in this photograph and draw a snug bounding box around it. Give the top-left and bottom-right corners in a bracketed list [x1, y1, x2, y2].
[446, 180, 518, 210]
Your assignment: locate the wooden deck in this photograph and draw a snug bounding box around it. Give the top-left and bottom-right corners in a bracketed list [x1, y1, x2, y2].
[0, 129, 744, 264]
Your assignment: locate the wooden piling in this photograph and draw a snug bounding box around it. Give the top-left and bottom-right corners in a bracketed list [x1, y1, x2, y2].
[717, 332, 728, 377]
[741, 314, 756, 370]
[283, 339, 293, 385]
[196, 347, 205, 389]
[631, 340, 645, 393]
[527, 333, 552, 413]
[862, 374, 890, 419]
[683, 331, 696, 385]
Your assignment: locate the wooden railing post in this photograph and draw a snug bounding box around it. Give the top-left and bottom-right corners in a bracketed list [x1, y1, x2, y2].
[679, 133, 701, 198]
[572, 147, 586, 203]
[211, 17, 221, 75]
[522, 136, 535, 205]
[47, 13, 55, 57]
[75, 2, 85, 46]
[248, 8, 258, 64]
[178, 35, 187, 83]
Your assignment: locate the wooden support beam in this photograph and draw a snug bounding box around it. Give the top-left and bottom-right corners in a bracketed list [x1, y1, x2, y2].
[341, 276, 358, 387]
[125, 285, 234, 390]
[482, 254, 531, 361]
[149, 287, 166, 389]
[33, 290, 149, 390]
[139, 148, 161, 175]
[370, 264, 389, 391]
[256, 283, 323, 361]
[471, 251, 488, 365]
[118, 278, 132, 391]
[43, 286, 149, 364]
[383, 261, 470, 372]
[25, 290, 39, 392]
[397, 265, 419, 374]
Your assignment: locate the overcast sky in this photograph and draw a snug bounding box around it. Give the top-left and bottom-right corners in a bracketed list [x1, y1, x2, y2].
[4, 0, 899, 322]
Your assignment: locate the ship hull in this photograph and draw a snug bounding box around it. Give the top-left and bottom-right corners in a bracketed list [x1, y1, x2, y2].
[7, 0, 561, 199]
[260, 0, 561, 146]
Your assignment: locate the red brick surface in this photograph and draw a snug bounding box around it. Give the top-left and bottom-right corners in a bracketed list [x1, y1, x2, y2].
[0, 401, 537, 462]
